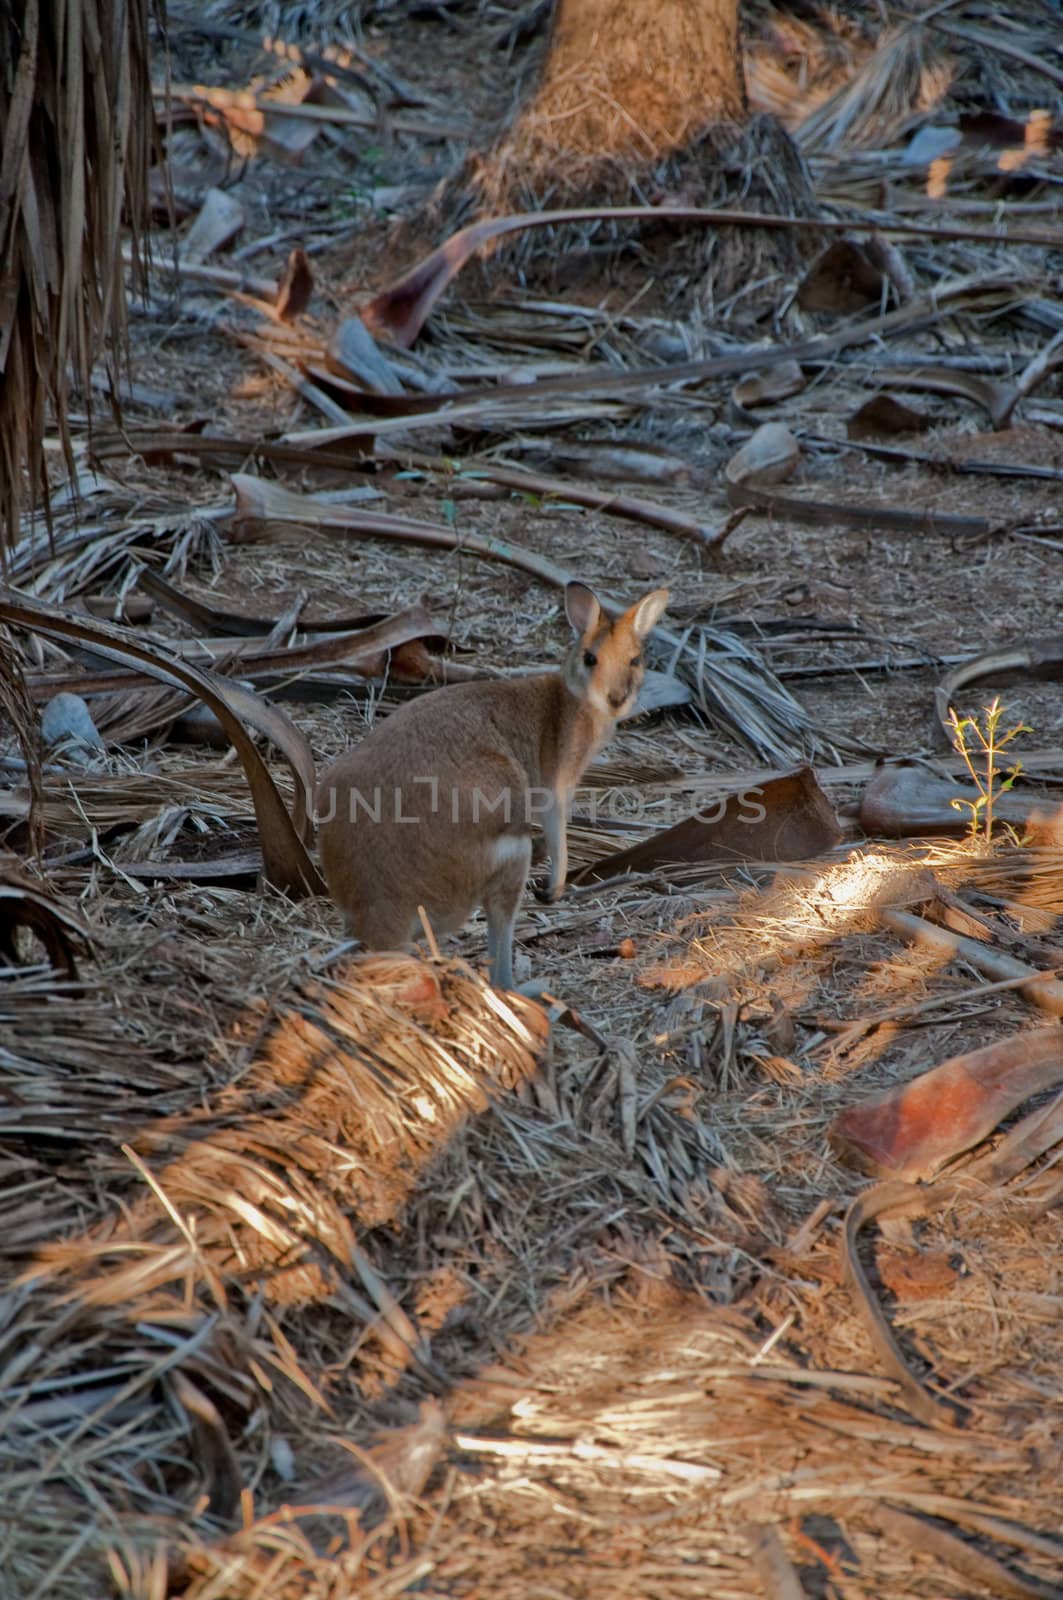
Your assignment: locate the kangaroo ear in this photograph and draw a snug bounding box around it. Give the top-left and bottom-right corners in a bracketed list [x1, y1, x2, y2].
[564, 581, 602, 638]
[630, 588, 669, 641]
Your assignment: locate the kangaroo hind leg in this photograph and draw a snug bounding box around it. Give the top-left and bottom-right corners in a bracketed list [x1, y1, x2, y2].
[483, 835, 532, 990]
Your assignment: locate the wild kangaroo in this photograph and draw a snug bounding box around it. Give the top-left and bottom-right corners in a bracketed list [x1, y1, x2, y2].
[317, 582, 669, 988]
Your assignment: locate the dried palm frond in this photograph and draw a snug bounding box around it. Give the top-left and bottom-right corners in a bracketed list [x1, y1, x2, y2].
[745, 5, 869, 133]
[795, 24, 952, 153]
[0, 0, 155, 553]
[0, 853, 86, 974]
[1, 765, 263, 841]
[0, 636, 42, 851]
[927, 841, 1063, 916]
[41, 953, 547, 1298]
[655, 622, 831, 763]
[14, 510, 227, 603]
[0, 950, 546, 1593]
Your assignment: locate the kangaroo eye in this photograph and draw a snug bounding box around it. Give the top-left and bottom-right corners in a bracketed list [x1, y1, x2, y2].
[630, 654, 643, 668]
[583, 650, 598, 668]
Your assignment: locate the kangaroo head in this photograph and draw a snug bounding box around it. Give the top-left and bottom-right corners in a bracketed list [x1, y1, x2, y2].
[561, 581, 669, 719]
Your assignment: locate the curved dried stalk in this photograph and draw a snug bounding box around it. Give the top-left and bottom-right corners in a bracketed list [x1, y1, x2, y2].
[0, 588, 323, 897]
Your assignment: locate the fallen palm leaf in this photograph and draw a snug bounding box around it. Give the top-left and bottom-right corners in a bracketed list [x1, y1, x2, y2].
[809, 432, 1063, 487]
[302, 364, 433, 418]
[137, 569, 450, 661]
[797, 238, 888, 313]
[6, 497, 230, 606]
[848, 394, 932, 437]
[859, 761, 1063, 840]
[725, 477, 990, 537]
[840, 1180, 965, 1429]
[0, 859, 86, 979]
[230, 473, 575, 587]
[415, 456, 718, 548]
[0, 591, 322, 895]
[120, 850, 262, 888]
[725, 423, 801, 488]
[507, 438, 696, 486]
[569, 768, 841, 886]
[179, 188, 246, 265]
[137, 567, 389, 639]
[876, 367, 1017, 429]
[325, 315, 407, 396]
[174, 603, 446, 680]
[732, 361, 807, 410]
[91, 427, 385, 471]
[935, 639, 1063, 747]
[829, 1025, 1063, 1182]
[361, 208, 1062, 348]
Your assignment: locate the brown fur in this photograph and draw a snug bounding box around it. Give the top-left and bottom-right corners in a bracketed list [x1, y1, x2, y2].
[317, 583, 668, 988]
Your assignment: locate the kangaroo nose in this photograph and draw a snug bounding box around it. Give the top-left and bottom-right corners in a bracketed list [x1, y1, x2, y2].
[608, 690, 628, 711]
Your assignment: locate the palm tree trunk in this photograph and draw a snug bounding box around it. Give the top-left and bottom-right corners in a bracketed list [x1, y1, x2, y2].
[473, 0, 819, 310]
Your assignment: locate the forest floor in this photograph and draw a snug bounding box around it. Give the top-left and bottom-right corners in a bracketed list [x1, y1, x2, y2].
[2, 4, 1063, 1598]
